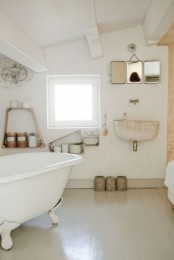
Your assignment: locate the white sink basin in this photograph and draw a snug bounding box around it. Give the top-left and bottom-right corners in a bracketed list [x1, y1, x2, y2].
[114, 120, 159, 141]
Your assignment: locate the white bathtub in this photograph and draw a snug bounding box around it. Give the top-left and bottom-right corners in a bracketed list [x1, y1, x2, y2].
[0, 152, 82, 250]
[165, 160, 174, 205]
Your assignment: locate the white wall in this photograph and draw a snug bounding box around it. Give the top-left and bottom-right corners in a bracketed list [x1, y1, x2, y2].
[0, 11, 47, 72]
[0, 26, 168, 180]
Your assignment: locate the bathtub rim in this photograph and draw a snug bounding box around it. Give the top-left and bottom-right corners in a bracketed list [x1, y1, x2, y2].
[0, 152, 82, 184]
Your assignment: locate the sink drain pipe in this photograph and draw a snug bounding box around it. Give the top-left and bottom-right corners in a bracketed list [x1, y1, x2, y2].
[133, 141, 138, 152]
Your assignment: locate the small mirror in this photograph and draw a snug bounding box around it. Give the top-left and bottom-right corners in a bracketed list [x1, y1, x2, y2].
[127, 61, 143, 83]
[111, 61, 125, 84]
[144, 61, 160, 83]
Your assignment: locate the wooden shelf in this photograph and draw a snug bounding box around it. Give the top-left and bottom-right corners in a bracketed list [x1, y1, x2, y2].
[48, 130, 84, 153]
[2, 108, 45, 148]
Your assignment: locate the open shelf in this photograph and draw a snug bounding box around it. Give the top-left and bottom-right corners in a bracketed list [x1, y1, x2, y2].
[2, 108, 45, 148]
[48, 130, 84, 154]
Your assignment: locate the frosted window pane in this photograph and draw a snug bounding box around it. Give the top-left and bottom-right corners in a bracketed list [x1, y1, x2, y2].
[47, 75, 100, 128]
[55, 84, 92, 121]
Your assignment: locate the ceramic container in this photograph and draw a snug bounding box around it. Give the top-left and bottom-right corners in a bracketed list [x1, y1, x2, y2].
[61, 143, 69, 153]
[10, 100, 20, 108]
[69, 144, 82, 154]
[54, 146, 62, 153]
[22, 101, 30, 108]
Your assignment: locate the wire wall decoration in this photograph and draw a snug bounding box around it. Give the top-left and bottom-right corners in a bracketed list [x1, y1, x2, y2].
[0, 63, 32, 88]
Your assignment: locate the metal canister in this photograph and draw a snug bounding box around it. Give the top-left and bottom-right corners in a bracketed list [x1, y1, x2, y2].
[17, 132, 28, 148]
[94, 176, 105, 191]
[117, 176, 127, 191]
[106, 176, 116, 191]
[6, 132, 17, 148]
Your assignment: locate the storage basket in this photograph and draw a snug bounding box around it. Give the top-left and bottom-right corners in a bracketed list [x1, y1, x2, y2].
[117, 176, 127, 191]
[106, 176, 116, 191]
[94, 176, 105, 191]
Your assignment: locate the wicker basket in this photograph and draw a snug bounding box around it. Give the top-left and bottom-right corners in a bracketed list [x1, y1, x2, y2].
[117, 176, 127, 191]
[106, 176, 116, 191]
[94, 176, 105, 191]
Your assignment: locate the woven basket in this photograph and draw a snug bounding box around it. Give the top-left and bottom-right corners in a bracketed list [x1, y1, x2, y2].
[106, 176, 116, 191]
[117, 176, 127, 191]
[94, 176, 105, 191]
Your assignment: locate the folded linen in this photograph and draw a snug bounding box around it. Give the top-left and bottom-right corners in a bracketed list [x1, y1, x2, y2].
[165, 160, 174, 193]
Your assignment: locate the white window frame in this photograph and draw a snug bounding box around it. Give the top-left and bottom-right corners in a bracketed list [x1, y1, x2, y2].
[47, 75, 100, 129]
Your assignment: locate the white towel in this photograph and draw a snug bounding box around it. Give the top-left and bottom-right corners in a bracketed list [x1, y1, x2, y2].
[165, 161, 174, 193]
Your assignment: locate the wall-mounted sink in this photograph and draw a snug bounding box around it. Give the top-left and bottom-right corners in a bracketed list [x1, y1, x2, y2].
[114, 119, 160, 151]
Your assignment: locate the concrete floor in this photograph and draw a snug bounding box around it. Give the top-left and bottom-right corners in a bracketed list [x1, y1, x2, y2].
[1, 188, 174, 260]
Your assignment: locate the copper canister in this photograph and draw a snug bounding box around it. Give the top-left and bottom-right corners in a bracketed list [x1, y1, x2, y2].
[17, 132, 28, 148]
[6, 132, 17, 148]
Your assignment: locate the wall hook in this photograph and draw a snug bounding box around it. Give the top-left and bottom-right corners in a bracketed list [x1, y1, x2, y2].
[129, 99, 139, 105]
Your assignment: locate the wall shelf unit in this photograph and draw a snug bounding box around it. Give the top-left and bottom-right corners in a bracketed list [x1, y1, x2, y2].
[48, 130, 100, 153]
[83, 134, 99, 146]
[48, 130, 84, 153]
[2, 108, 45, 148]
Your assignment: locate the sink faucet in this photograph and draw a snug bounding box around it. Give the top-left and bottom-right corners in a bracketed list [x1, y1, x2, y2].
[129, 99, 139, 105]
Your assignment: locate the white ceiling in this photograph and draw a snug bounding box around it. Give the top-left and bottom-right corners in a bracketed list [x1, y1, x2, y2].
[0, 0, 152, 47]
[0, 0, 174, 72]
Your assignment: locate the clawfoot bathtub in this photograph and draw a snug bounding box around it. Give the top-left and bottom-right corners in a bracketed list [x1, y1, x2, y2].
[0, 152, 82, 250]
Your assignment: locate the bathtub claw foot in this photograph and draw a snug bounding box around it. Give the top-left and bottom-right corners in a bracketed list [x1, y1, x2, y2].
[49, 211, 59, 225]
[0, 222, 20, 250]
[48, 198, 63, 225]
[1, 231, 13, 250]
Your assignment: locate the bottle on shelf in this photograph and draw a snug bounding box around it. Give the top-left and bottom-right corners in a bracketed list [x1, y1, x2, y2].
[28, 133, 37, 148]
[17, 132, 28, 148]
